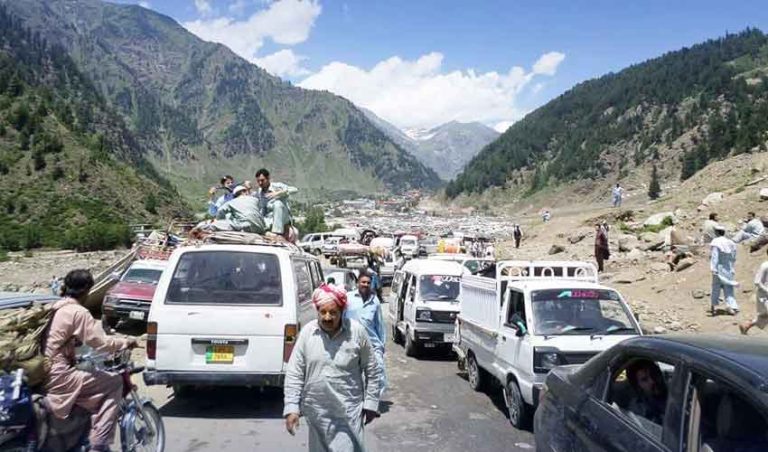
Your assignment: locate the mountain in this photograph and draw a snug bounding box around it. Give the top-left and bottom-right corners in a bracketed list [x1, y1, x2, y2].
[1, 0, 441, 201]
[362, 109, 499, 180]
[447, 29, 768, 198]
[0, 4, 188, 251]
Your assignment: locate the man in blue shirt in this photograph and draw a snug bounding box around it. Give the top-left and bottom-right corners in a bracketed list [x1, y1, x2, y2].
[345, 272, 387, 398]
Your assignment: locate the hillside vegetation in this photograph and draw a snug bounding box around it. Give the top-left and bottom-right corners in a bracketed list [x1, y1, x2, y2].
[448, 29, 768, 198]
[2, 0, 441, 201]
[0, 5, 187, 251]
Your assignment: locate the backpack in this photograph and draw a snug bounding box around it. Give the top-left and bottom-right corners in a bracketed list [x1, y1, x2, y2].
[0, 303, 56, 388]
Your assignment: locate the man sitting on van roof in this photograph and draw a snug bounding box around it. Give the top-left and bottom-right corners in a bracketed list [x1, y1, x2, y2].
[254, 168, 297, 241]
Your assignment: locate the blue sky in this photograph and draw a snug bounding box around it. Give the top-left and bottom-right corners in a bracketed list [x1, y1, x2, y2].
[117, 0, 768, 132]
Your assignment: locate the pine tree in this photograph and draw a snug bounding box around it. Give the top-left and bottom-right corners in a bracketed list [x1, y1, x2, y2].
[649, 164, 661, 199]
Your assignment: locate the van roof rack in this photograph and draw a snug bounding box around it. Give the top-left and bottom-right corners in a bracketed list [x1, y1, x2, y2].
[495, 260, 599, 283]
[190, 231, 304, 253]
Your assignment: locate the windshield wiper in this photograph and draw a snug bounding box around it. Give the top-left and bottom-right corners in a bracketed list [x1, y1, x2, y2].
[560, 326, 595, 334]
[603, 326, 637, 335]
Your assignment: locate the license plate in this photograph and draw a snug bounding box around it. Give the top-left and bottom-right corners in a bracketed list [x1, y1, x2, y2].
[129, 311, 145, 321]
[444, 333, 456, 343]
[423, 343, 436, 348]
[206, 345, 234, 364]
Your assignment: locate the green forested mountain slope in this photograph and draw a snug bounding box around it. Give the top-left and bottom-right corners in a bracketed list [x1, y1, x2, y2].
[447, 29, 768, 198]
[2, 0, 441, 199]
[0, 5, 187, 251]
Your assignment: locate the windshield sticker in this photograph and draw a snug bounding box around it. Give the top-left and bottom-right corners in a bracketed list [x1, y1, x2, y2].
[431, 275, 460, 284]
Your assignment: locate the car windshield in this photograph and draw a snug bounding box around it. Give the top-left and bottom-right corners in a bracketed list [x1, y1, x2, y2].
[122, 268, 163, 284]
[165, 251, 282, 305]
[531, 289, 637, 335]
[419, 275, 460, 301]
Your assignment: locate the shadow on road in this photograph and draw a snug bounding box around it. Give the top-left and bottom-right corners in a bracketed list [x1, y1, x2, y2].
[159, 387, 285, 420]
[454, 372, 535, 434]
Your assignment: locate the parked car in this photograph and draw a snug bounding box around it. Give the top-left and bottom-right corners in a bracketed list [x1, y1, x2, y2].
[455, 260, 640, 428]
[389, 259, 466, 357]
[535, 335, 768, 452]
[322, 236, 343, 259]
[144, 241, 324, 392]
[102, 259, 168, 330]
[323, 267, 359, 292]
[298, 233, 332, 255]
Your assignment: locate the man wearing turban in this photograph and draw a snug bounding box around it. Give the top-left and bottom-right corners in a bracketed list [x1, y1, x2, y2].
[283, 284, 383, 451]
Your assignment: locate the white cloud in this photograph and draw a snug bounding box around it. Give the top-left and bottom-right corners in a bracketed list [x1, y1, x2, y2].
[494, 121, 514, 133]
[194, 0, 213, 15]
[138, 1, 151, 8]
[184, 0, 321, 62]
[532, 51, 565, 76]
[299, 51, 565, 130]
[228, 0, 248, 14]
[254, 49, 310, 77]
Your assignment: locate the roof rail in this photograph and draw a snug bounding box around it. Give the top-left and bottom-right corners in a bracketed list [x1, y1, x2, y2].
[192, 231, 304, 253]
[496, 260, 599, 283]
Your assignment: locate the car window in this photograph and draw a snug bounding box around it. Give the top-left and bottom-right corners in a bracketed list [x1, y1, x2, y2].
[307, 261, 322, 288]
[606, 357, 676, 441]
[686, 373, 768, 452]
[506, 290, 527, 331]
[122, 268, 163, 284]
[294, 260, 313, 304]
[166, 251, 282, 305]
[530, 289, 638, 336]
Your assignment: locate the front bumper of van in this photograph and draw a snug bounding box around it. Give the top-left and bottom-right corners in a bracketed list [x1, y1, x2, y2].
[143, 370, 284, 387]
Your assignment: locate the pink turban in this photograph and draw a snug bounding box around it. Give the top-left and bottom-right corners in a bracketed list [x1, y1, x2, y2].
[312, 284, 348, 310]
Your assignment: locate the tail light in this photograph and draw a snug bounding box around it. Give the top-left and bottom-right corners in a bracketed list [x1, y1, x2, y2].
[146, 321, 157, 360]
[284, 324, 298, 362]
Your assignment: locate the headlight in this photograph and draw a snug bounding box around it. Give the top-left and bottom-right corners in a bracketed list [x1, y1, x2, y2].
[534, 347, 563, 373]
[416, 309, 432, 322]
[104, 295, 118, 306]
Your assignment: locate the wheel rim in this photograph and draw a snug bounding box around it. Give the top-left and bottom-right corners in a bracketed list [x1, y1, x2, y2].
[126, 404, 164, 452]
[468, 357, 478, 387]
[506, 383, 520, 424]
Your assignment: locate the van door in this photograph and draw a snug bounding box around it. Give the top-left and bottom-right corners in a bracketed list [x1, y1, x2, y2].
[496, 289, 529, 383]
[389, 272, 402, 320]
[153, 250, 291, 374]
[403, 273, 416, 324]
[294, 259, 315, 328]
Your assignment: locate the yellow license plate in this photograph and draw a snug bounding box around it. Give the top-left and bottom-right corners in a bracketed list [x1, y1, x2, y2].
[206, 345, 234, 364]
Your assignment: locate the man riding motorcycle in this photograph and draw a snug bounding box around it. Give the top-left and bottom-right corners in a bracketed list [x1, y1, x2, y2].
[45, 269, 138, 452]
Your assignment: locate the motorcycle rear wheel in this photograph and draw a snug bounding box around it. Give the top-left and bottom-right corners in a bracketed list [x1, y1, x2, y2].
[122, 401, 165, 452]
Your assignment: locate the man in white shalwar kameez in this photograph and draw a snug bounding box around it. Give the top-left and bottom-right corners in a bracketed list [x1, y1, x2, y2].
[710, 225, 739, 316]
[284, 284, 382, 452]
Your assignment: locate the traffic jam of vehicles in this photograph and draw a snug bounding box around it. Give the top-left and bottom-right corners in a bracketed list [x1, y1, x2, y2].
[2, 226, 767, 452]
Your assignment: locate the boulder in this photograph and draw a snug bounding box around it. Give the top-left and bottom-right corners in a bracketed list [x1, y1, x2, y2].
[691, 289, 707, 299]
[640, 232, 659, 243]
[669, 321, 683, 331]
[701, 192, 724, 206]
[626, 249, 645, 261]
[644, 212, 675, 227]
[618, 234, 640, 252]
[674, 258, 696, 272]
[760, 187, 768, 201]
[642, 240, 666, 252]
[568, 233, 587, 244]
[653, 326, 667, 335]
[650, 262, 671, 272]
[548, 244, 565, 255]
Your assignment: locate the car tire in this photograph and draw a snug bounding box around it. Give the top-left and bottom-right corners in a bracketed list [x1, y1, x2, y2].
[391, 324, 403, 345]
[312, 248, 322, 256]
[404, 330, 419, 357]
[504, 379, 531, 429]
[467, 353, 486, 391]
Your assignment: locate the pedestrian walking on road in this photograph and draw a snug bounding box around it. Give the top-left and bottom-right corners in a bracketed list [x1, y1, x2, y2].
[612, 183, 624, 207]
[345, 273, 387, 399]
[284, 284, 382, 452]
[513, 224, 523, 249]
[594, 223, 609, 272]
[710, 225, 739, 316]
[740, 249, 768, 335]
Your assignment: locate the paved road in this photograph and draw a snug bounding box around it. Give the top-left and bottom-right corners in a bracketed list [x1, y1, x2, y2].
[142, 312, 536, 451]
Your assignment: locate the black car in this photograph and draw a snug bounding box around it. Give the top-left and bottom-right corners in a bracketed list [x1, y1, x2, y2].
[535, 335, 768, 452]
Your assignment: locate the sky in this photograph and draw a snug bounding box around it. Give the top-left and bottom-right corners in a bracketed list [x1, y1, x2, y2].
[116, 0, 768, 133]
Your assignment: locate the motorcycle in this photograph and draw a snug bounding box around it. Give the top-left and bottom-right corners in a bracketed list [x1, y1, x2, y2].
[0, 349, 165, 452]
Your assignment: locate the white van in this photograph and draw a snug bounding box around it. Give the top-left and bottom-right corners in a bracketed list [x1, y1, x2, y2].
[143, 242, 323, 390]
[398, 235, 419, 259]
[455, 261, 641, 428]
[298, 233, 331, 255]
[388, 259, 467, 356]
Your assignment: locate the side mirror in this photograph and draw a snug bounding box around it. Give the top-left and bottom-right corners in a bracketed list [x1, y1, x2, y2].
[515, 328, 525, 337]
[110, 271, 122, 282]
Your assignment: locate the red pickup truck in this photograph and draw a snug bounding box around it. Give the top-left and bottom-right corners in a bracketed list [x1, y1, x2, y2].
[102, 259, 167, 330]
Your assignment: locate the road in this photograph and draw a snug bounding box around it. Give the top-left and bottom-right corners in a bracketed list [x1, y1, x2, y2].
[140, 309, 536, 452]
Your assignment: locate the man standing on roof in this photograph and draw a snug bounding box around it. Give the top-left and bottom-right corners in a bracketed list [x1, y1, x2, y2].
[345, 273, 387, 399]
[254, 168, 298, 241]
[710, 225, 739, 316]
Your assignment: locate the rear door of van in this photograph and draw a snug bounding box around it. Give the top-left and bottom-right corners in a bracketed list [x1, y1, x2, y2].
[151, 248, 295, 374]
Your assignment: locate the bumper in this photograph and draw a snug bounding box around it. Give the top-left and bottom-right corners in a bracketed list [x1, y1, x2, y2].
[103, 304, 150, 321]
[143, 370, 284, 387]
[413, 330, 454, 345]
